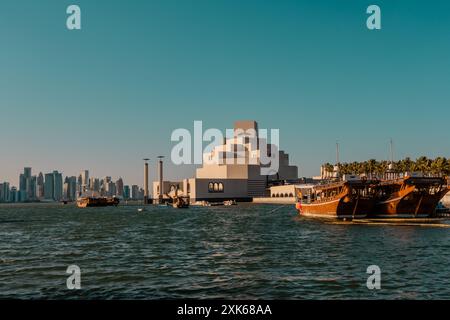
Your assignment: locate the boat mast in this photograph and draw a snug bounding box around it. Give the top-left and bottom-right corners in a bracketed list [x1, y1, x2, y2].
[157, 156, 165, 204]
[390, 138, 394, 164]
[336, 141, 340, 165]
[334, 141, 340, 180]
[388, 139, 395, 179]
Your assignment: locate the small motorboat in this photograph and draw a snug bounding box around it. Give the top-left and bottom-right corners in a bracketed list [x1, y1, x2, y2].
[200, 201, 211, 207]
[224, 200, 237, 206]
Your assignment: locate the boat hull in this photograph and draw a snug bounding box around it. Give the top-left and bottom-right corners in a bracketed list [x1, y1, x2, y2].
[372, 184, 415, 216]
[373, 178, 449, 218]
[76, 197, 120, 208]
[298, 197, 375, 219]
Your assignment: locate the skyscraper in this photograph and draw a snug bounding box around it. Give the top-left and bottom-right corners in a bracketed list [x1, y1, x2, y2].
[24, 167, 31, 179]
[103, 176, 112, 196]
[64, 176, 77, 201]
[19, 173, 26, 200]
[131, 185, 140, 200]
[107, 181, 116, 197]
[44, 171, 63, 201]
[44, 173, 54, 200]
[53, 171, 63, 201]
[18, 167, 36, 202]
[68, 176, 77, 201]
[81, 170, 89, 194]
[90, 178, 100, 193]
[37, 172, 44, 199]
[0, 182, 10, 202]
[77, 174, 83, 196]
[28, 176, 37, 200]
[123, 185, 130, 200]
[116, 178, 124, 197]
[10, 187, 18, 203]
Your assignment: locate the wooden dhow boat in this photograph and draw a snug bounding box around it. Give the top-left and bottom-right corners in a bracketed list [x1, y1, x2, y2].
[295, 174, 450, 221]
[295, 177, 379, 219]
[373, 175, 450, 218]
[76, 197, 120, 208]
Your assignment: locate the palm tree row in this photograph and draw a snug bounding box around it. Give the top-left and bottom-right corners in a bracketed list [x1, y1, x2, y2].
[323, 156, 450, 178]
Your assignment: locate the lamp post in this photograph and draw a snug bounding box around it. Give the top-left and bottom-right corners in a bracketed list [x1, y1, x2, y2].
[143, 158, 149, 204]
[157, 156, 164, 203]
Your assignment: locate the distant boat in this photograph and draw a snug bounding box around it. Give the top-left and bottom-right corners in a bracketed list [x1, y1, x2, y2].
[199, 201, 223, 207]
[166, 186, 190, 209]
[200, 201, 211, 207]
[171, 197, 189, 209]
[224, 200, 237, 206]
[76, 197, 120, 208]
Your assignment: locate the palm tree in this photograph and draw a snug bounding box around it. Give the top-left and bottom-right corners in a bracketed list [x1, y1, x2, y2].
[403, 157, 414, 173]
[322, 163, 335, 178]
[338, 163, 350, 175]
[415, 156, 431, 176]
[321, 157, 450, 179]
[361, 161, 370, 177]
[376, 161, 389, 178]
[431, 157, 446, 177]
[350, 161, 361, 175]
[395, 160, 405, 175]
[443, 158, 450, 177]
[367, 159, 377, 179]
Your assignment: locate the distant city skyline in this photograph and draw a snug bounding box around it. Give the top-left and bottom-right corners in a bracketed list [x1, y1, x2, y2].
[0, 161, 188, 191]
[0, 167, 144, 203]
[1, 1, 450, 186]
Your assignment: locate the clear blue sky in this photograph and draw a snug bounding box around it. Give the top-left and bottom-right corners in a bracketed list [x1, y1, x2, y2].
[1, 0, 450, 187]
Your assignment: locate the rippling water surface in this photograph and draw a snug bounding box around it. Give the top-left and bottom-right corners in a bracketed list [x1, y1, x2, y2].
[1, 203, 450, 299]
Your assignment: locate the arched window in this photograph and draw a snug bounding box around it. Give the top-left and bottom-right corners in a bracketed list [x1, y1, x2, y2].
[213, 183, 219, 192]
[218, 183, 224, 192]
[208, 182, 214, 192]
[285, 193, 289, 198]
[289, 193, 294, 197]
[272, 193, 276, 197]
[280, 193, 284, 198]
